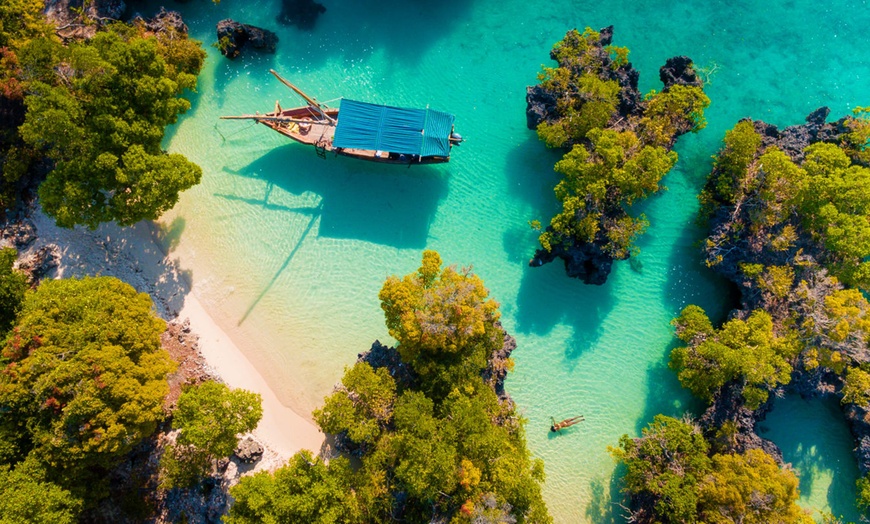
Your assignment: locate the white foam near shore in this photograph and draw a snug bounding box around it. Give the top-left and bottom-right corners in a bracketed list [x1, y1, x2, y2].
[21, 206, 324, 464]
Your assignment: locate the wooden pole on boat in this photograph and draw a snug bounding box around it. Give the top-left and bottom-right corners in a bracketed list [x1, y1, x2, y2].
[269, 70, 337, 125]
[219, 114, 334, 126]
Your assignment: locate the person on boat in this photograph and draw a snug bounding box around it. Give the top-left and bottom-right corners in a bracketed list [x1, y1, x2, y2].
[550, 415, 584, 433]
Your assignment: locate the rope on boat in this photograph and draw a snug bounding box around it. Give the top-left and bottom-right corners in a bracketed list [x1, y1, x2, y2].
[214, 121, 258, 141]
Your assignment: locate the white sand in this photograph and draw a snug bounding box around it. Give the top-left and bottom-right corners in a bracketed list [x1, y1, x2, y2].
[20, 207, 324, 463]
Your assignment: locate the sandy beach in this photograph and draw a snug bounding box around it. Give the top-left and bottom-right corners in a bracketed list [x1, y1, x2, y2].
[22, 207, 324, 465]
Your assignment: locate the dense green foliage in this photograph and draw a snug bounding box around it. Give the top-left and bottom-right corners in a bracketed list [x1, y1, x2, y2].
[539, 128, 676, 257]
[858, 474, 870, 513]
[0, 276, 173, 483]
[230, 251, 550, 523]
[161, 381, 261, 488]
[315, 362, 396, 447]
[670, 305, 800, 409]
[0, 0, 51, 210]
[612, 416, 812, 524]
[703, 121, 870, 290]
[225, 450, 361, 524]
[18, 25, 204, 228]
[698, 449, 811, 524]
[533, 27, 709, 261]
[0, 461, 81, 524]
[174, 381, 262, 457]
[0, 248, 28, 335]
[611, 415, 711, 522]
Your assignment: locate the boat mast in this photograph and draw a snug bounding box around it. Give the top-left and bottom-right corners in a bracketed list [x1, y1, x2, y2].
[219, 114, 335, 126]
[269, 70, 337, 125]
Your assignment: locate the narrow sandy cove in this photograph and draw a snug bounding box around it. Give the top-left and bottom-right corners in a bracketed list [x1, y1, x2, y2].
[26, 207, 324, 463]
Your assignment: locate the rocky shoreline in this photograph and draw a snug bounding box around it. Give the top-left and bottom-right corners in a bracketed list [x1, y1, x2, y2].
[697, 109, 870, 476]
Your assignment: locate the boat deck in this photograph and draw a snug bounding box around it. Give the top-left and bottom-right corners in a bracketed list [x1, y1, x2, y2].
[252, 104, 449, 164]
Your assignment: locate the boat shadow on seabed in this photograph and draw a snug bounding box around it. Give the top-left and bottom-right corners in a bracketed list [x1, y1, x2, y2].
[219, 144, 449, 250]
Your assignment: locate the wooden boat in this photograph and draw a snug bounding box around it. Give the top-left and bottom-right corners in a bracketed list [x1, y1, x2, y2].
[221, 70, 463, 164]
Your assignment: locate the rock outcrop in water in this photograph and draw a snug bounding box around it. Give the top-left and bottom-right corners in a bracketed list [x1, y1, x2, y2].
[277, 0, 326, 30]
[526, 26, 710, 285]
[216, 19, 279, 59]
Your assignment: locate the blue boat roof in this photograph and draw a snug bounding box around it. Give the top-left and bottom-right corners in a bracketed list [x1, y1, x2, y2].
[332, 99, 455, 157]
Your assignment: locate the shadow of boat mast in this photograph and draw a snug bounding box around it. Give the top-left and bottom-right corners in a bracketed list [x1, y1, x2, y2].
[213, 186, 324, 326]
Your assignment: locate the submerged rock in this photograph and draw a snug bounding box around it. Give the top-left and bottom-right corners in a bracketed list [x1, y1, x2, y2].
[277, 0, 326, 30]
[216, 19, 279, 59]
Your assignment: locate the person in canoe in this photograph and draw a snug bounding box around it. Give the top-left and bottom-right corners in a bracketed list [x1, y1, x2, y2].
[550, 415, 584, 432]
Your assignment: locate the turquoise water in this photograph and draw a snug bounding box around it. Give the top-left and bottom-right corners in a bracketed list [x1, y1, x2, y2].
[149, 0, 870, 521]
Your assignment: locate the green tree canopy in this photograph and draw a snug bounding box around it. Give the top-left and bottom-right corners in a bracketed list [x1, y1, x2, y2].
[613, 416, 812, 524]
[0, 276, 173, 473]
[173, 380, 263, 458]
[18, 25, 204, 228]
[231, 251, 551, 523]
[161, 382, 262, 489]
[0, 461, 82, 524]
[531, 28, 708, 266]
[670, 306, 800, 409]
[225, 450, 361, 524]
[611, 415, 711, 523]
[540, 128, 676, 256]
[0, 248, 28, 335]
[313, 362, 397, 448]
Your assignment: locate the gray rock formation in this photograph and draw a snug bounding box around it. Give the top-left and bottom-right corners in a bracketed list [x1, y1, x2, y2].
[44, 0, 126, 39]
[216, 19, 278, 60]
[2, 218, 37, 250]
[234, 436, 264, 464]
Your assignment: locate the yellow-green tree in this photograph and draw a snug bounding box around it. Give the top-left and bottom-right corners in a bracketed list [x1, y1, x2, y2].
[231, 251, 551, 523]
[379, 250, 503, 396]
[698, 449, 812, 524]
[670, 306, 800, 409]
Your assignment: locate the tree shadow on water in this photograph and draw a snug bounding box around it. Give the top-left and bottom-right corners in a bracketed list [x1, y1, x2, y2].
[759, 396, 862, 521]
[503, 134, 564, 212]
[661, 216, 739, 325]
[585, 474, 623, 524]
[223, 144, 448, 249]
[632, 340, 703, 436]
[513, 260, 616, 364]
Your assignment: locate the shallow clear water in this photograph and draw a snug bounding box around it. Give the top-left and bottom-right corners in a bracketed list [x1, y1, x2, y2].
[149, 0, 870, 521]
